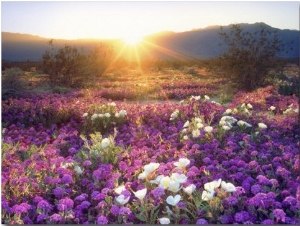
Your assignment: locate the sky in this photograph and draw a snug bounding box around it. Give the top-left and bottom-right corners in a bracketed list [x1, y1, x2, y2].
[1, 1, 299, 40]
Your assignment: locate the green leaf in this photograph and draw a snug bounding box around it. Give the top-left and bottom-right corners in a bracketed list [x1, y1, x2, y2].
[135, 214, 147, 222]
[150, 205, 160, 224]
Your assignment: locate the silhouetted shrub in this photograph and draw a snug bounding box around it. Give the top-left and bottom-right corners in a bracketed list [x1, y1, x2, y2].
[217, 24, 287, 91]
[42, 40, 113, 88]
[2, 67, 27, 99]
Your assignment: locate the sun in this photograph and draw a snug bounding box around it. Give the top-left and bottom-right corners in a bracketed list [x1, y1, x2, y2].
[122, 35, 143, 46]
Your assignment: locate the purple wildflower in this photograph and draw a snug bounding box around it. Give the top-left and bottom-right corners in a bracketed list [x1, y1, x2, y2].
[101, 187, 111, 195]
[33, 196, 43, 203]
[37, 200, 53, 212]
[59, 197, 74, 210]
[261, 219, 275, 224]
[119, 207, 131, 215]
[68, 147, 78, 155]
[53, 187, 64, 198]
[80, 201, 91, 209]
[256, 175, 270, 186]
[178, 201, 187, 208]
[273, 209, 286, 222]
[19, 203, 31, 211]
[61, 174, 73, 184]
[110, 205, 120, 215]
[234, 211, 250, 223]
[93, 164, 112, 180]
[97, 216, 108, 224]
[97, 201, 106, 208]
[93, 193, 106, 201]
[51, 177, 61, 185]
[251, 184, 262, 195]
[275, 167, 291, 178]
[220, 215, 234, 224]
[83, 160, 92, 167]
[23, 216, 33, 224]
[151, 187, 165, 199]
[196, 218, 208, 224]
[118, 161, 128, 171]
[121, 190, 131, 198]
[91, 191, 100, 199]
[12, 204, 27, 215]
[233, 186, 246, 197]
[224, 196, 238, 206]
[37, 214, 46, 223]
[74, 193, 88, 202]
[50, 213, 62, 222]
[57, 204, 67, 212]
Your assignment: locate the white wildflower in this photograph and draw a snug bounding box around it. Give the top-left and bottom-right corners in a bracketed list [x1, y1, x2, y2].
[258, 123, 267, 129]
[183, 184, 196, 195]
[104, 113, 111, 118]
[221, 181, 236, 192]
[114, 185, 126, 195]
[247, 103, 253, 109]
[150, 175, 164, 184]
[237, 120, 252, 127]
[101, 138, 110, 149]
[166, 194, 181, 206]
[174, 158, 190, 170]
[91, 114, 98, 120]
[74, 165, 83, 174]
[183, 120, 190, 128]
[168, 180, 181, 193]
[133, 188, 147, 200]
[201, 190, 215, 201]
[159, 176, 171, 189]
[204, 179, 221, 192]
[119, 110, 127, 117]
[204, 126, 213, 133]
[192, 129, 200, 138]
[269, 106, 276, 111]
[171, 173, 187, 184]
[223, 109, 232, 115]
[159, 218, 170, 224]
[115, 194, 130, 205]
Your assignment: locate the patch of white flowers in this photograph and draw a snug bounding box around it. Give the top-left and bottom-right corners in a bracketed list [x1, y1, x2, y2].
[190, 95, 201, 101]
[180, 116, 212, 140]
[201, 179, 236, 201]
[237, 120, 252, 128]
[101, 138, 111, 149]
[115, 109, 127, 118]
[258, 122, 268, 129]
[138, 158, 197, 208]
[170, 109, 180, 121]
[283, 103, 299, 114]
[219, 116, 238, 130]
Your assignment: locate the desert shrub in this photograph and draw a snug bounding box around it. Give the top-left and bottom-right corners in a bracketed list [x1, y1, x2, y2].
[2, 67, 27, 99]
[277, 77, 299, 97]
[184, 66, 199, 76]
[81, 102, 128, 134]
[52, 85, 72, 94]
[217, 24, 287, 91]
[42, 41, 113, 88]
[77, 129, 123, 167]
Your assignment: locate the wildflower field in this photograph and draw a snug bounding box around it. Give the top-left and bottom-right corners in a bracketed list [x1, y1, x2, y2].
[1, 68, 300, 224]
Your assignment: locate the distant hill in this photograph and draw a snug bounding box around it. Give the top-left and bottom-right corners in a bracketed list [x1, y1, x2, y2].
[2, 22, 299, 62]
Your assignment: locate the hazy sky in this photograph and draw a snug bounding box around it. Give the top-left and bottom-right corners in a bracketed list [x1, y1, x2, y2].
[1, 1, 299, 40]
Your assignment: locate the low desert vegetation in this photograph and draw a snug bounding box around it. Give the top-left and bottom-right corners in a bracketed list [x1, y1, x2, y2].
[1, 24, 299, 224]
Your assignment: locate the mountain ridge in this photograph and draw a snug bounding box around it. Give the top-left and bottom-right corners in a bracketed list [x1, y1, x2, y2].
[2, 23, 299, 61]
